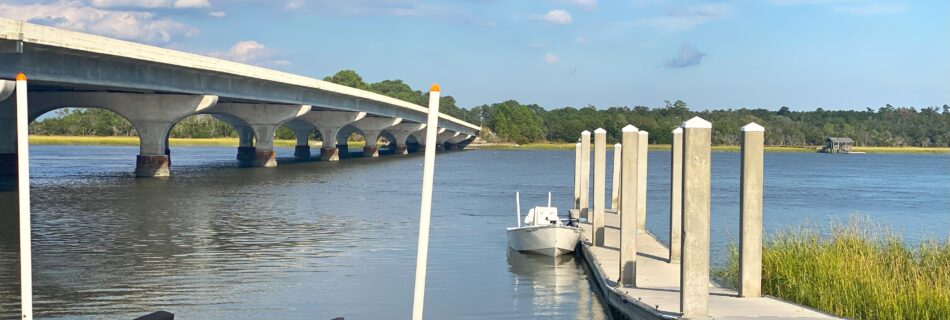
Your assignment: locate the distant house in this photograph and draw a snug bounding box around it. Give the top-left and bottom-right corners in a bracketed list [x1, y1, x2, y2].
[820, 137, 854, 153]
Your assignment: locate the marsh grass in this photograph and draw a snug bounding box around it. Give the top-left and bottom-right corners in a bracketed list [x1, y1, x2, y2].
[714, 218, 950, 320]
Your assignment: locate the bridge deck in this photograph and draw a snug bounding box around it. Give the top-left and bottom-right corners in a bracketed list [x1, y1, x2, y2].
[577, 212, 838, 319]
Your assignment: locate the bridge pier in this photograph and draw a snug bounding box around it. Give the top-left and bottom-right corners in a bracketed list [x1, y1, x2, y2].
[385, 123, 425, 155]
[447, 134, 473, 151]
[0, 80, 17, 179]
[292, 111, 366, 161]
[19, 92, 219, 177]
[350, 117, 402, 158]
[410, 128, 439, 154]
[436, 130, 459, 152]
[291, 126, 313, 158]
[206, 103, 311, 167]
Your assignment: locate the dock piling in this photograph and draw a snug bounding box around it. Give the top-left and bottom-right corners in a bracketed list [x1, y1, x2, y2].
[670, 127, 683, 264]
[740, 122, 765, 298]
[620, 124, 639, 286]
[680, 117, 712, 318]
[636, 131, 649, 232]
[611, 143, 621, 210]
[574, 142, 581, 209]
[593, 128, 607, 246]
[580, 130, 591, 240]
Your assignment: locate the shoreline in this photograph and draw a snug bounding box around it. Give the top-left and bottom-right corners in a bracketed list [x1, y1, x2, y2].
[25, 136, 950, 154]
[467, 142, 950, 154]
[27, 135, 364, 148]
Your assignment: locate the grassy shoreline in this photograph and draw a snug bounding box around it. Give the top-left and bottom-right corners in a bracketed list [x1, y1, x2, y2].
[468, 142, 950, 154]
[714, 220, 950, 320]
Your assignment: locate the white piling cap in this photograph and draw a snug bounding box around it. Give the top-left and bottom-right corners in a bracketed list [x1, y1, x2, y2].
[614, 143, 622, 147]
[622, 124, 639, 132]
[741, 122, 765, 132]
[576, 142, 581, 147]
[639, 130, 649, 136]
[681, 116, 712, 129]
[672, 127, 683, 134]
[594, 128, 606, 134]
[581, 130, 591, 136]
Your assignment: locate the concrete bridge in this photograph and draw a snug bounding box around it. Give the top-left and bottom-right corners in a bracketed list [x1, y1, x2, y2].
[0, 18, 479, 177]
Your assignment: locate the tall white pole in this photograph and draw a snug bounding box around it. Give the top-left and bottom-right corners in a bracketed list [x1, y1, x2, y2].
[516, 192, 522, 228]
[547, 191, 551, 207]
[16, 73, 33, 320]
[411, 84, 441, 320]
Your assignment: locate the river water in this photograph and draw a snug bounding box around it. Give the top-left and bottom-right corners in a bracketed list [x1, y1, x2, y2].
[0, 146, 947, 319]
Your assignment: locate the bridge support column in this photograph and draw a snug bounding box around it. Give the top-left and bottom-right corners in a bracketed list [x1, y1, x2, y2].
[24, 92, 219, 177]
[0, 80, 16, 178]
[447, 134, 473, 151]
[291, 111, 365, 161]
[350, 117, 402, 158]
[362, 130, 382, 157]
[409, 127, 434, 154]
[135, 122, 175, 177]
[435, 130, 458, 152]
[206, 103, 311, 167]
[318, 126, 344, 161]
[236, 126, 256, 161]
[250, 125, 277, 167]
[291, 126, 312, 158]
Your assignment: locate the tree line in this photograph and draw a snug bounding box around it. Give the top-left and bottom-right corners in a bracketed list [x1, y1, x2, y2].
[29, 70, 950, 147]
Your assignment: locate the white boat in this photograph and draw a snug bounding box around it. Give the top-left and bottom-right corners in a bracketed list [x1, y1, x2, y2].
[506, 192, 583, 257]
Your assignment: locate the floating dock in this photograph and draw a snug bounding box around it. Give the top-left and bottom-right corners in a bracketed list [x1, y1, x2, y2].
[575, 213, 839, 320]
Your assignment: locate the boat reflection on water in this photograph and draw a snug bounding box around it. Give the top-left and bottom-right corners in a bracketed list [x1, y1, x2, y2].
[506, 249, 609, 319]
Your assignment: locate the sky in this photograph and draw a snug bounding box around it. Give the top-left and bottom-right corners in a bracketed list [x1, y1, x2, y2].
[0, 0, 947, 111]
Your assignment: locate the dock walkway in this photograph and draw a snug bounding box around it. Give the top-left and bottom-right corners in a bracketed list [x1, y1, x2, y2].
[577, 212, 839, 319]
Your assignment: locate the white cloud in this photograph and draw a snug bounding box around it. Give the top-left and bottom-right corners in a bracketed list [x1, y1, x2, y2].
[90, 0, 211, 9]
[833, 3, 906, 15]
[543, 52, 560, 63]
[0, 1, 197, 43]
[533, 9, 573, 25]
[635, 3, 730, 32]
[209, 11, 226, 17]
[564, 0, 597, 10]
[209, 40, 290, 66]
[172, 0, 211, 8]
[282, 0, 442, 16]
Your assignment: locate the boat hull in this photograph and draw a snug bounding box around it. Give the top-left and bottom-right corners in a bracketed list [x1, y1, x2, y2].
[507, 225, 582, 257]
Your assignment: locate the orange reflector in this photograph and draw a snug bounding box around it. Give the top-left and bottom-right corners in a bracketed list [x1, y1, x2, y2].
[15, 73, 26, 81]
[429, 84, 440, 92]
